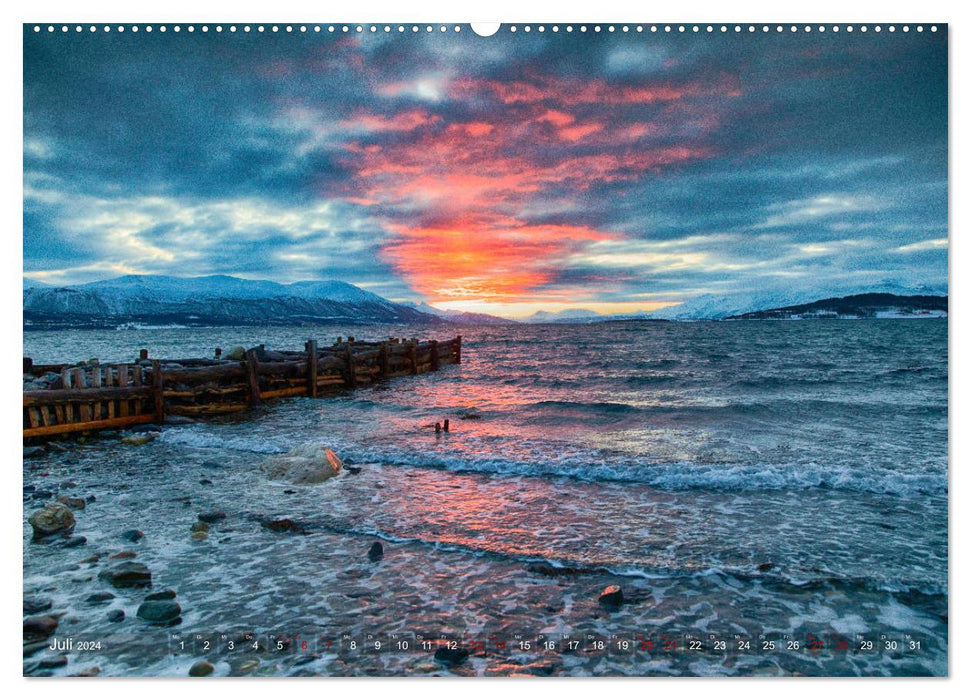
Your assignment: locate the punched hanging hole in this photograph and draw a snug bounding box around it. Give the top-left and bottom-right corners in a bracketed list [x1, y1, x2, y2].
[471, 23, 501, 37]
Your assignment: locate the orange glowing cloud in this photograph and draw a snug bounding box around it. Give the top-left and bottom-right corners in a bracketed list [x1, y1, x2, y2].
[381, 217, 611, 300]
[326, 71, 740, 306]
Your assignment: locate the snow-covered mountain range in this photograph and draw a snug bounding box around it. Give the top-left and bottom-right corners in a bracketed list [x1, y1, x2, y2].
[23, 275, 446, 329]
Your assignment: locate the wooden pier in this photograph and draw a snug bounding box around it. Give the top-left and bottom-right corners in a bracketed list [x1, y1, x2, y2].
[23, 336, 461, 439]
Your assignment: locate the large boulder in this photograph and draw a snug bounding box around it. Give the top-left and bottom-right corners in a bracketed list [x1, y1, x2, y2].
[28, 503, 75, 539]
[260, 445, 343, 485]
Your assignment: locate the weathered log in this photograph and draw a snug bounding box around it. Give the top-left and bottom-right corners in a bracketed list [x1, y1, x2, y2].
[24, 387, 154, 405]
[379, 343, 390, 378]
[23, 414, 158, 438]
[244, 350, 262, 406]
[151, 360, 164, 421]
[167, 403, 250, 416]
[306, 340, 318, 398]
[162, 364, 247, 384]
[345, 344, 357, 388]
[261, 386, 310, 400]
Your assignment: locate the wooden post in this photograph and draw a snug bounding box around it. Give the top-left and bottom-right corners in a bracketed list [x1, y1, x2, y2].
[444, 419, 450, 432]
[214, 347, 222, 359]
[430, 340, 440, 371]
[306, 340, 318, 398]
[23, 357, 32, 375]
[244, 350, 262, 406]
[455, 335, 462, 363]
[139, 349, 148, 361]
[151, 360, 164, 422]
[409, 341, 418, 375]
[378, 343, 390, 378]
[345, 344, 357, 388]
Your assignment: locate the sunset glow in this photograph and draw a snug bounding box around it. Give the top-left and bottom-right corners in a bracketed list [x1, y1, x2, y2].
[24, 28, 947, 317]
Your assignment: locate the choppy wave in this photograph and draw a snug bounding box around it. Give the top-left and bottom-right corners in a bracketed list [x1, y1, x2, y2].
[161, 426, 946, 497]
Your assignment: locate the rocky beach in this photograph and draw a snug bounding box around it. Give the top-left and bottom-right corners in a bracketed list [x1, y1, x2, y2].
[23, 320, 948, 676]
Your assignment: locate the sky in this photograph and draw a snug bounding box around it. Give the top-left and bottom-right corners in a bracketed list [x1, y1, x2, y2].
[23, 25, 947, 318]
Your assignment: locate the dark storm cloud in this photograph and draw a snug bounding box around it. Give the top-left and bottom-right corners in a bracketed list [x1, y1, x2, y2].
[23, 25, 947, 313]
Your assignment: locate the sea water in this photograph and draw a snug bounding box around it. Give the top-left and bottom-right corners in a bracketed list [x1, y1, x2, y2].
[22, 320, 948, 676]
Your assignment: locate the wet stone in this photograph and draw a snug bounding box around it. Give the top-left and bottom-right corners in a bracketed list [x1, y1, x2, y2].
[189, 660, 214, 677]
[261, 518, 306, 534]
[598, 584, 624, 608]
[198, 511, 227, 524]
[28, 502, 75, 539]
[23, 596, 53, 615]
[106, 609, 125, 623]
[98, 561, 151, 588]
[23, 615, 58, 642]
[145, 589, 177, 601]
[85, 592, 115, 605]
[367, 541, 384, 561]
[62, 536, 87, 548]
[109, 550, 137, 560]
[433, 647, 470, 667]
[37, 655, 68, 669]
[58, 496, 86, 510]
[137, 599, 182, 624]
[121, 529, 145, 542]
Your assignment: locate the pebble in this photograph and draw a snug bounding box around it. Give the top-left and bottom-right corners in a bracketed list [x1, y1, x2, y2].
[189, 660, 214, 677]
[261, 518, 305, 534]
[121, 434, 155, 446]
[198, 511, 227, 524]
[109, 550, 137, 560]
[121, 529, 145, 542]
[23, 596, 53, 614]
[190, 522, 210, 533]
[23, 615, 58, 642]
[85, 592, 115, 605]
[145, 589, 177, 601]
[367, 542, 384, 562]
[57, 496, 86, 510]
[236, 659, 259, 674]
[136, 599, 182, 624]
[433, 647, 470, 667]
[598, 584, 624, 608]
[107, 609, 125, 623]
[98, 561, 152, 588]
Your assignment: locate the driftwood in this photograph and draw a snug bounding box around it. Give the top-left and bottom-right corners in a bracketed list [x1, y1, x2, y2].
[23, 336, 461, 438]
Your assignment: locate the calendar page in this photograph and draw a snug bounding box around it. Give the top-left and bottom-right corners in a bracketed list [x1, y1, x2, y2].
[22, 20, 948, 679]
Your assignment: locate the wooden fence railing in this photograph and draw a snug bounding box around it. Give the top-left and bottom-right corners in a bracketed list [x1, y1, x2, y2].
[23, 336, 461, 439]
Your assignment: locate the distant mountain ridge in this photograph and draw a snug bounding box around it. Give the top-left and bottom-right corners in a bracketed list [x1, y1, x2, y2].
[22, 274, 466, 330]
[726, 293, 947, 320]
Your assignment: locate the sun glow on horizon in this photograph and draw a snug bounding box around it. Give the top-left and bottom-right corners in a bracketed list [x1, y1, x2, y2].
[431, 299, 679, 320]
